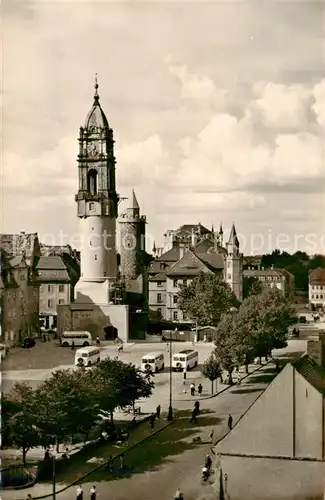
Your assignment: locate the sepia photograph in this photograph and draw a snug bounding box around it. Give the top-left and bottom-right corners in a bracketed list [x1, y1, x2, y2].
[1, 1, 325, 499]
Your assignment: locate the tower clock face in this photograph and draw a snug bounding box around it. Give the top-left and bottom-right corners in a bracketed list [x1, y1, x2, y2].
[124, 235, 135, 250]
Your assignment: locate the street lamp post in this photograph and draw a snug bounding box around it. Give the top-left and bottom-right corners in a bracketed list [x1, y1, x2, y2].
[52, 454, 56, 500]
[167, 327, 177, 421]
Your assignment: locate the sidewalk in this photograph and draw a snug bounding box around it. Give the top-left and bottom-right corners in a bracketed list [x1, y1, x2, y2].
[174, 360, 269, 401]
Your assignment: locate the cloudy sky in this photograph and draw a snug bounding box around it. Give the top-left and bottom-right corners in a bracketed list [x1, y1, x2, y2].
[2, 0, 325, 255]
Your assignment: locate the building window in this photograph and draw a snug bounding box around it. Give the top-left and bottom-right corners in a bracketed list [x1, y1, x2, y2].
[312, 294, 315, 299]
[87, 169, 98, 196]
[173, 311, 178, 320]
[321, 295, 324, 299]
[173, 295, 178, 304]
[157, 281, 162, 287]
[94, 255, 97, 260]
[321, 286, 323, 290]
[89, 202, 95, 210]
[48, 285, 54, 293]
[48, 299, 53, 308]
[227, 273, 231, 280]
[157, 308, 162, 315]
[160, 263, 165, 270]
[173, 279, 178, 287]
[316, 295, 319, 299]
[58, 299, 64, 305]
[59, 284, 65, 293]
[157, 293, 162, 303]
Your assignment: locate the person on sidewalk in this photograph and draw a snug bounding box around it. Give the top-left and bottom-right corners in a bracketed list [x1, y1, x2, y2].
[190, 382, 195, 396]
[209, 429, 214, 443]
[26, 495, 32, 500]
[228, 414, 233, 431]
[119, 454, 124, 471]
[96, 336, 100, 345]
[174, 488, 184, 499]
[183, 368, 187, 380]
[156, 404, 161, 419]
[149, 412, 156, 429]
[76, 485, 83, 500]
[198, 383, 203, 396]
[90, 486, 96, 500]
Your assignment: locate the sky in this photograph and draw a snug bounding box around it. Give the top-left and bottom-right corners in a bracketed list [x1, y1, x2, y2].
[2, 0, 325, 256]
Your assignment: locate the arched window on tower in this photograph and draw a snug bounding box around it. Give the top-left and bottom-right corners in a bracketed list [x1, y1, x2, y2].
[87, 169, 98, 195]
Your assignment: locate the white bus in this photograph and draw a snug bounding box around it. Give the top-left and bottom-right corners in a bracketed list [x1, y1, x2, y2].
[172, 349, 198, 372]
[141, 352, 165, 373]
[61, 331, 92, 347]
[75, 346, 101, 367]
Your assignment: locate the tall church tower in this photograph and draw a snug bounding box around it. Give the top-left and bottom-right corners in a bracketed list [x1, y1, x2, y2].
[225, 223, 243, 301]
[119, 190, 146, 281]
[74, 77, 118, 303]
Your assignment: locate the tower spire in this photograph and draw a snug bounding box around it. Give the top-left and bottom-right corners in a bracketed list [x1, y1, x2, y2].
[94, 73, 99, 104]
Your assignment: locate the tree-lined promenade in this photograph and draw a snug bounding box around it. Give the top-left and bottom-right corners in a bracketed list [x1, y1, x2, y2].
[179, 273, 296, 389]
[2, 359, 154, 464]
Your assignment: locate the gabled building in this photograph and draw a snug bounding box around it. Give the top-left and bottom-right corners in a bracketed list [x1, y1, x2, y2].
[309, 267, 325, 310]
[214, 332, 325, 499]
[149, 223, 243, 322]
[36, 256, 79, 329]
[244, 267, 294, 298]
[0, 232, 41, 343]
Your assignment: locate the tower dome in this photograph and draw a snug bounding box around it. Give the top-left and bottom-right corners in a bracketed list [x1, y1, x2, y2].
[84, 75, 109, 129]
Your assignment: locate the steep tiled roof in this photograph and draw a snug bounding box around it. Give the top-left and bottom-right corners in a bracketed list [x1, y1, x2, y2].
[309, 267, 325, 286]
[0, 233, 40, 259]
[193, 239, 227, 255]
[197, 252, 225, 270]
[293, 354, 325, 395]
[156, 246, 182, 262]
[149, 272, 167, 282]
[176, 223, 211, 235]
[243, 255, 262, 267]
[36, 256, 70, 283]
[244, 269, 286, 279]
[167, 250, 214, 277]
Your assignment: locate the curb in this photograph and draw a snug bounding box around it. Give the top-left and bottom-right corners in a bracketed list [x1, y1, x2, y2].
[174, 360, 273, 402]
[22, 418, 174, 500]
[218, 452, 325, 463]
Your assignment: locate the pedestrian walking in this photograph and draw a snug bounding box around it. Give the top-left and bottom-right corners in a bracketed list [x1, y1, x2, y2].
[26, 495, 32, 500]
[156, 404, 161, 419]
[76, 485, 83, 500]
[194, 400, 200, 413]
[149, 412, 155, 429]
[96, 336, 100, 345]
[190, 407, 198, 423]
[119, 454, 124, 471]
[198, 383, 203, 396]
[183, 368, 187, 380]
[90, 486, 96, 500]
[71, 341, 75, 351]
[106, 455, 113, 472]
[174, 488, 184, 499]
[209, 429, 214, 443]
[228, 414, 233, 431]
[190, 382, 195, 396]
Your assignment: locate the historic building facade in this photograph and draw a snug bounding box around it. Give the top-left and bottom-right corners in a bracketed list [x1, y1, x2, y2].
[57, 79, 147, 341]
[308, 267, 325, 310]
[0, 232, 41, 343]
[244, 267, 294, 298]
[149, 223, 243, 322]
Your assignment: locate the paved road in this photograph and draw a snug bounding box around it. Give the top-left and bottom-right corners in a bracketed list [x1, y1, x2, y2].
[1, 362, 276, 500]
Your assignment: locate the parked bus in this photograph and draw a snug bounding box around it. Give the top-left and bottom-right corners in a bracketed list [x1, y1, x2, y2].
[60, 331, 92, 347]
[172, 349, 198, 371]
[75, 346, 101, 367]
[141, 352, 165, 373]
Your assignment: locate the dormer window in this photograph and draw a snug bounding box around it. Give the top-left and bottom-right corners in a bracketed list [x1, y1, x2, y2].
[89, 202, 95, 210]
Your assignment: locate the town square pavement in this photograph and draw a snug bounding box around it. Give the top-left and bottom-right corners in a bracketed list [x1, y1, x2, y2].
[1, 362, 292, 500]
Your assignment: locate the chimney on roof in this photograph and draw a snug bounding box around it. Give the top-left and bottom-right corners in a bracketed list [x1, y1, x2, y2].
[307, 331, 325, 369]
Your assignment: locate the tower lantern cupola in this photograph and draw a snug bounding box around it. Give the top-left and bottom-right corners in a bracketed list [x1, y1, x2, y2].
[74, 76, 119, 297]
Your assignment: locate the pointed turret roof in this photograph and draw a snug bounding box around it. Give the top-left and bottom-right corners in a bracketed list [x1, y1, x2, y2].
[130, 189, 140, 210]
[152, 241, 156, 253]
[228, 223, 239, 247]
[219, 222, 223, 234]
[211, 224, 215, 233]
[84, 75, 109, 129]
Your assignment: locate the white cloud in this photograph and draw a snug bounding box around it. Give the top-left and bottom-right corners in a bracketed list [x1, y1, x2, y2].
[249, 82, 311, 128]
[166, 61, 217, 101]
[312, 79, 325, 128]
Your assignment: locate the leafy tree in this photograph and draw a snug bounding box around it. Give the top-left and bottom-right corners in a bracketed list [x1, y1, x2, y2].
[5, 382, 40, 464]
[243, 276, 263, 299]
[201, 355, 222, 394]
[178, 272, 239, 327]
[92, 359, 154, 424]
[34, 369, 99, 448]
